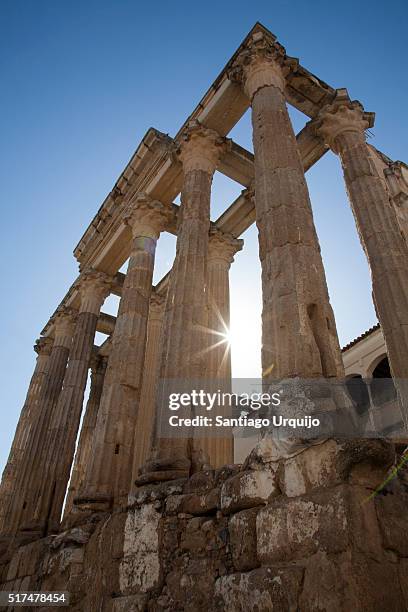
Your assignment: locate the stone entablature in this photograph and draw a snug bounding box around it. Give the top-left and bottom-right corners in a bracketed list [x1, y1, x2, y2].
[69, 22, 337, 281]
[73, 129, 173, 269]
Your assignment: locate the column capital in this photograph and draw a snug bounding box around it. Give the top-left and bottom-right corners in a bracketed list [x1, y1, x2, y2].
[208, 228, 243, 267]
[124, 193, 173, 239]
[34, 336, 53, 356]
[89, 351, 107, 373]
[76, 268, 113, 315]
[229, 31, 296, 100]
[53, 307, 77, 348]
[98, 337, 112, 358]
[384, 161, 408, 207]
[242, 186, 255, 203]
[313, 90, 375, 153]
[149, 292, 165, 321]
[177, 120, 226, 175]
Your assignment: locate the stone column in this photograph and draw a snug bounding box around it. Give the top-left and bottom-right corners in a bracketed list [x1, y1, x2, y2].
[206, 228, 243, 380]
[76, 195, 173, 509]
[196, 228, 243, 468]
[8, 308, 76, 536]
[64, 353, 108, 518]
[384, 162, 408, 240]
[231, 33, 344, 381]
[130, 292, 165, 490]
[315, 91, 408, 420]
[0, 337, 53, 534]
[138, 121, 226, 484]
[23, 269, 112, 534]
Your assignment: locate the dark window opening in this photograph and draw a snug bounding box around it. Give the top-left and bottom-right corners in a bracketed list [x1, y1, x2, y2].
[346, 374, 370, 415]
[371, 357, 397, 406]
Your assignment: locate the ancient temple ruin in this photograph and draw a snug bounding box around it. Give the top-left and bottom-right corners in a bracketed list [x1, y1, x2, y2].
[1, 22, 408, 610]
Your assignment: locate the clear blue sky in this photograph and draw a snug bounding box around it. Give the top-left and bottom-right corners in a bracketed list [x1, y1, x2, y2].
[1, 0, 407, 474]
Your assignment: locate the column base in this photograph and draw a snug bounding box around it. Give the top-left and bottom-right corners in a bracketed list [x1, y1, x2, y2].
[73, 493, 113, 513]
[135, 469, 190, 486]
[135, 454, 191, 486]
[14, 527, 46, 547]
[17, 515, 62, 539]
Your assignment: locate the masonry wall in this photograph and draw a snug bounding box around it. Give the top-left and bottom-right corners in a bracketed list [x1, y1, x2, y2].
[1, 438, 408, 611]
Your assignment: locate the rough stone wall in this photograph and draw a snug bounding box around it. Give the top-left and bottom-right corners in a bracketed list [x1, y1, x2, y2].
[1, 440, 408, 611]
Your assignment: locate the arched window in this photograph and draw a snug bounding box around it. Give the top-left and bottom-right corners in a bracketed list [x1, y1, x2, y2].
[345, 374, 370, 415]
[370, 356, 397, 406]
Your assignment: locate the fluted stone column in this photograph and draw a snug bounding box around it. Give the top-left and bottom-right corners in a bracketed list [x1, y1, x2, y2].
[0, 337, 53, 534]
[206, 228, 243, 380]
[7, 308, 76, 536]
[138, 121, 226, 484]
[383, 162, 408, 241]
[76, 195, 172, 509]
[130, 292, 165, 491]
[315, 92, 408, 421]
[64, 353, 108, 517]
[231, 33, 344, 381]
[196, 228, 243, 468]
[22, 269, 112, 535]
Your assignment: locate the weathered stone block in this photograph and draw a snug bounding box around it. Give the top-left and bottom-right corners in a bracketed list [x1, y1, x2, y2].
[215, 566, 303, 611]
[71, 513, 125, 606]
[221, 470, 277, 514]
[183, 470, 216, 493]
[165, 558, 219, 611]
[51, 526, 93, 549]
[180, 517, 208, 552]
[229, 508, 259, 571]
[109, 513, 127, 559]
[299, 551, 405, 612]
[19, 575, 33, 591]
[111, 593, 147, 611]
[398, 559, 408, 610]
[280, 439, 394, 497]
[165, 488, 219, 515]
[131, 479, 186, 507]
[258, 486, 350, 563]
[375, 476, 408, 556]
[46, 546, 84, 577]
[119, 503, 161, 595]
[215, 464, 242, 484]
[0, 562, 8, 584]
[8, 538, 50, 581]
[261, 484, 384, 563]
[6, 549, 21, 581]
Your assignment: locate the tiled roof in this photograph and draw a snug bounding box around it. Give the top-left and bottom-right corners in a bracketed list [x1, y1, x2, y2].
[341, 323, 380, 352]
